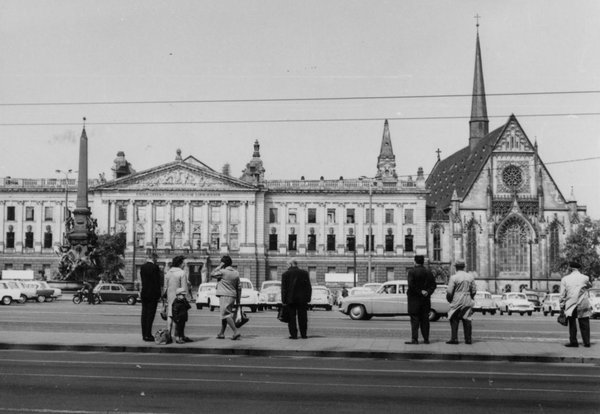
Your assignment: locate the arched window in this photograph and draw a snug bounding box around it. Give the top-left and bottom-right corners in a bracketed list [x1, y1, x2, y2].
[549, 223, 560, 268]
[498, 217, 529, 272]
[466, 224, 477, 272]
[433, 225, 442, 262]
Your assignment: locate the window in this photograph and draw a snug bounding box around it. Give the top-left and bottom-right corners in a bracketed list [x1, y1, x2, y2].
[6, 206, 15, 221]
[307, 208, 317, 224]
[155, 205, 165, 221]
[44, 207, 53, 221]
[404, 234, 413, 252]
[433, 225, 442, 261]
[288, 209, 297, 224]
[307, 234, 316, 251]
[269, 208, 278, 223]
[25, 231, 34, 248]
[288, 234, 297, 251]
[346, 235, 356, 252]
[229, 233, 239, 251]
[268, 267, 278, 281]
[365, 208, 374, 224]
[386, 268, 395, 281]
[327, 266, 336, 274]
[173, 205, 183, 221]
[365, 234, 374, 251]
[136, 205, 146, 222]
[4, 263, 13, 270]
[44, 231, 53, 248]
[327, 234, 336, 251]
[466, 224, 477, 272]
[385, 209, 394, 224]
[549, 224, 560, 268]
[308, 267, 317, 284]
[117, 204, 127, 221]
[136, 232, 145, 248]
[327, 209, 336, 224]
[154, 232, 164, 248]
[192, 232, 201, 250]
[192, 206, 202, 222]
[404, 209, 414, 224]
[498, 218, 528, 272]
[210, 233, 220, 251]
[346, 208, 355, 224]
[268, 234, 278, 251]
[25, 207, 34, 221]
[385, 234, 394, 252]
[230, 205, 239, 223]
[210, 205, 220, 223]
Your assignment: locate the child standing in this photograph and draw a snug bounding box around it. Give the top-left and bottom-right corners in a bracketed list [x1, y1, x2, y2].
[172, 287, 192, 344]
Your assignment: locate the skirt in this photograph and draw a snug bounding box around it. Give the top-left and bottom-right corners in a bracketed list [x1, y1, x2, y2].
[219, 296, 236, 320]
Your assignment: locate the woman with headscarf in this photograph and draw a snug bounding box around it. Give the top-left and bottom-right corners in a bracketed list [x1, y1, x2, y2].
[211, 255, 241, 340]
[163, 255, 190, 340]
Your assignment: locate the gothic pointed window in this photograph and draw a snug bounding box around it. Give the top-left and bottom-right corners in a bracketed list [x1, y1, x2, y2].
[549, 223, 560, 268]
[433, 225, 442, 262]
[466, 224, 477, 272]
[498, 217, 529, 272]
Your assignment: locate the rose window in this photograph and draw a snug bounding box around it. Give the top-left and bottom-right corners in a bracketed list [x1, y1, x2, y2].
[502, 165, 523, 189]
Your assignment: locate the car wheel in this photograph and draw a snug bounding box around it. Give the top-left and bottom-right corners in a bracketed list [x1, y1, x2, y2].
[73, 295, 82, 305]
[251, 306, 258, 313]
[428, 309, 440, 322]
[37, 295, 46, 303]
[127, 296, 137, 306]
[2, 296, 12, 305]
[520, 312, 524, 316]
[325, 305, 332, 311]
[508, 311, 512, 316]
[490, 310, 496, 315]
[93, 295, 101, 305]
[551, 311, 556, 316]
[349, 304, 367, 320]
[210, 306, 215, 312]
[543, 310, 548, 316]
[482, 310, 486, 315]
[20, 294, 27, 303]
[499, 310, 504, 315]
[196, 304, 202, 310]
[527, 311, 532, 316]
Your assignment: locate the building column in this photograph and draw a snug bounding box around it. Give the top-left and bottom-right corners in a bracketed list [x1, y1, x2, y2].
[220, 201, 228, 253]
[164, 201, 172, 249]
[0, 201, 5, 250]
[240, 201, 247, 246]
[201, 202, 210, 249]
[38, 201, 45, 252]
[145, 201, 154, 249]
[17, 201, 24, 251]
[109, 201, 117, 234]
[127, 199, 135, 250]
[183, 201, 191, 248]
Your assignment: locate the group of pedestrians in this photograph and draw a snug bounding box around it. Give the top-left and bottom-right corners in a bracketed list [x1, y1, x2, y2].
[140, 252, 593, 348]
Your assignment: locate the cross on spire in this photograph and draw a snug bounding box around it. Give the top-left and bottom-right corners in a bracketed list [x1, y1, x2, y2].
[436, 148, 442, 161]
[474, 13, 481, 32]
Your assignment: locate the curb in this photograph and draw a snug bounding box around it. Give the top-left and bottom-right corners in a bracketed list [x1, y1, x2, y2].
[0, 342, 596, 365]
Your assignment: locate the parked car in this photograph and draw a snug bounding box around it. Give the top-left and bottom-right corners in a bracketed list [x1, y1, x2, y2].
[258, 280, 282, 310]
[362, 283, 382, 293]
[10, 281, 37, 303]
[491, 294, 503, 309]
[195, 282, 217, 310]
[338, 280, 449, 321]
[32, 280, 62, 300]
[473, 291, 497, 315]
[541, 293, 561, 316]
[348, 287, 372, 296]
[589, 289, 600, 319]
[93, 283, 140, 305]
[497, 293, 534, 316]
[0, 281, 23, 305]
[208, 277, 260, 313]
[309, 286, 334, 311]
[523, 291, 542, 312]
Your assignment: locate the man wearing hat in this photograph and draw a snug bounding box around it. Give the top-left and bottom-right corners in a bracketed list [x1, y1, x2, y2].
[559, 261, 592, 347]
[445, 260, 477, 345]
[140, 253, 162, 342]
[405, 255, 436, 344]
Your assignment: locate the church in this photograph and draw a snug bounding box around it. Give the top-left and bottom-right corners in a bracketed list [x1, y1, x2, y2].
[0, 29, 587, 293]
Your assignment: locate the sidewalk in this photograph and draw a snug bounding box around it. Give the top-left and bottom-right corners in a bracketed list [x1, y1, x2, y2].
[2, 330, 598, 364]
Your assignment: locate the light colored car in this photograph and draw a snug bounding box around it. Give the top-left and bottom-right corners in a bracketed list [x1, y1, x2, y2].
[9, 281, 36, 303]
[362, 283, 382, 293]
[309, 286, 334, 311]
[472, 291, 497, 315]
[338, 280, 449, 321]
[0, 281, 23, 305]
[348, 287, 372, 296]
[258, 280, 282, 309]
[589, 289, 600, 319]
[208, 277, 260, 313]
[541, 293, 561, 316]
[195, 282, 217, 310]
[498, 293, 534, 316]
[491, 294, 503, 309]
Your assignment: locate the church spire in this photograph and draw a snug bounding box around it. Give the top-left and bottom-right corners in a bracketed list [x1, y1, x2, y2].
[469, 25, 489, 150]
[375, 119, 397, 182]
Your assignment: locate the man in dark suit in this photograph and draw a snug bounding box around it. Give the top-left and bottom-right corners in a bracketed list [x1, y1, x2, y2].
[281, 259, 312, 339]
[406, 255, 437, 344]
[140, 253, 162, 342]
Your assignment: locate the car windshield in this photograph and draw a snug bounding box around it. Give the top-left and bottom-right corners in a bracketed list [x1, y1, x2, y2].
[526, 294, 538, 300]
[241, 281, 253, 289]
[262, 282, 280, 290]
[512, 294, 527, 300]
[6, 282, 19, 288]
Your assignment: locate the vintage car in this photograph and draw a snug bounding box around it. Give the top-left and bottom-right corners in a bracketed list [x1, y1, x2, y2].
[93, 283, 140, 305]
[338, 280, 449, 321]
[589, 289, 600, 319]
[258, 280, 282, 309]
[0, 281, 23, 305]
[541, 293, 561, 316]
[472, 291, 497, 315]
[9, 281, 38, 302]
[195, 282, 217, 310]
[523, 291, 542, 311]
[30, 280, 60, 302]
[497, 293, 534, 316]
[362, 283, 382, 293]
[208, 277, 260, 312]
[309, 286, 334, 311]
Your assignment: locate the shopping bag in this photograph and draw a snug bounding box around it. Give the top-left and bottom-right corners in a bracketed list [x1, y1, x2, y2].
[557, 310, 568, 326]
[277, 305, 290, 323]
[234, 306, 249, 328]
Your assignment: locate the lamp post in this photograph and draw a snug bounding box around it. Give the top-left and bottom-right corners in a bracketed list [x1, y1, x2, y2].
[56, 169, 75, 244]
[528, 239, 533, 290]
[359, 176, 374, 283]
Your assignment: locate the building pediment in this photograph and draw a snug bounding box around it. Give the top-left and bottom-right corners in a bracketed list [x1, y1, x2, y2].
[94, 163, 256, 191]
[493, 119, 534, 153]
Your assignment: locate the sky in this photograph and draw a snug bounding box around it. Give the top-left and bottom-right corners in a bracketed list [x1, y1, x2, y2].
[1, 0, 599, 217]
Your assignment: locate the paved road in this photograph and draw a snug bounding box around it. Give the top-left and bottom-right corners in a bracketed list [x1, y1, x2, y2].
[1, 350, 598, 414]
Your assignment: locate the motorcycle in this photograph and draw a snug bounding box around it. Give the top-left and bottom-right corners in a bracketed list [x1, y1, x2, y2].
[72, 288, 101, 305]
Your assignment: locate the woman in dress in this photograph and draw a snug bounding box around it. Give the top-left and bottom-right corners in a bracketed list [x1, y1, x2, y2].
[163, 255, 188, 336]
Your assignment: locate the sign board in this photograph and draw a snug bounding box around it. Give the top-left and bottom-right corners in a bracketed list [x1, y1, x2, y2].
[324, 273, 355, 285]
[2, 270, 35, 280]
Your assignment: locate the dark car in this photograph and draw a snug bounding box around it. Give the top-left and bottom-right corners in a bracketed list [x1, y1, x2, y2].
[524, 292, 542, 312]
[93, 283, 140, 305]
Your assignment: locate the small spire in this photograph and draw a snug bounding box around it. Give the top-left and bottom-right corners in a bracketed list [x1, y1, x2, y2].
[82, 117, 87, 129]
[469, 23, 489, 150]
[436, 148, 442, 161]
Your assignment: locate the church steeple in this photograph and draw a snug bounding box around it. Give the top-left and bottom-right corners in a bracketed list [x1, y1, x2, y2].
[469, 24, 489, 150]
[375, 119, 397, 183]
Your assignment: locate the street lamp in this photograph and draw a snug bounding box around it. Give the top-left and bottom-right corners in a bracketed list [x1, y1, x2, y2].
[359, 176, 374, 283]
[56, 169, 75, 243]
[528, 239, 534, 290]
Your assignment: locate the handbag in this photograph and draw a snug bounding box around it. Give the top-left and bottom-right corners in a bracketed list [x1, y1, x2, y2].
[234, 305, 249, 328]
[154, 320, 173, 345]
[557, 310, 568, 326]
[160, 299, 168, 321]
[277, 305, 290, 323]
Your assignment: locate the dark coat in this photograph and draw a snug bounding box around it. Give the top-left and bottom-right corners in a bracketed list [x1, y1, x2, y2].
[172, 297, 191, 323]
[140, 261, 162, 300]
[406, 265, 437, 314]
[281, 266, 312, 305]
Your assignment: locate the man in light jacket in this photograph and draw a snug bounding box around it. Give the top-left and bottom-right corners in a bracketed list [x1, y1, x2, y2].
[559, 261, 592, 348]
[446, 260, 477, 345]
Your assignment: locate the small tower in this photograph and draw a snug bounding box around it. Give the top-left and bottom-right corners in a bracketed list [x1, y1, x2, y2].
[240, 140, 265, 184]
[375, 119, 397, 185]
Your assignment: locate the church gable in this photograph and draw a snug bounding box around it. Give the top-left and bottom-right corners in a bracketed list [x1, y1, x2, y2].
[492, 117, 534, 154]
[95, 163, 255, 191]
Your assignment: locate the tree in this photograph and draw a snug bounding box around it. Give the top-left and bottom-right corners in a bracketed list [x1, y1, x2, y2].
[555, 216, 600, 279]
[90, 232, 127, 282]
